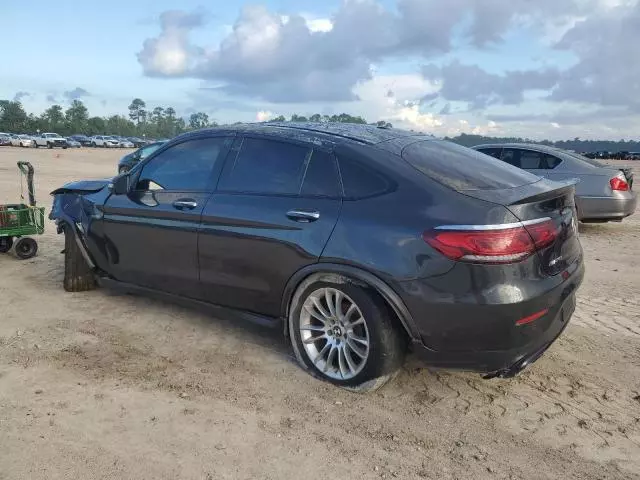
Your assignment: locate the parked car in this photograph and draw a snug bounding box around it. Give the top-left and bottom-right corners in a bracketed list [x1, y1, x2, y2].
[117, 141, 166, 174]
[11, 134, 35, 147]
[66, 138, 82, 148]
[50, 123, 584, 391]
[0, 133, 11, 146]
[91, 135, 120, 148]
[34, 133, 67, 149]
[629, 152, 640, 160]
[116, 137, 135, 148]
[473, 143, 637, 223]
[68, 134, 93, 147]
[127, 137, 146, 148]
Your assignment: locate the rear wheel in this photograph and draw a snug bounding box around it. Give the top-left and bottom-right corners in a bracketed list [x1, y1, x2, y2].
[289, 275, 406, 392]
[47, 142, 52, 149]
[14, 237, 38, 259]
[63, 227, 96, 292]
[0, 237, 13, 253]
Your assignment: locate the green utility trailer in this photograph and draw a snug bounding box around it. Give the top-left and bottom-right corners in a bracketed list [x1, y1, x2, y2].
[0, 162, 45, 259]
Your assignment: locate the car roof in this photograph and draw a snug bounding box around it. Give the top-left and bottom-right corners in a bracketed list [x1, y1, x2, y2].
[179, 122, 430, 149]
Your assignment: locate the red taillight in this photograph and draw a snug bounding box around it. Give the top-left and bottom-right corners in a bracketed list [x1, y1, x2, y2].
[424, 219, 558, 264]
[610, 176, 629, 191]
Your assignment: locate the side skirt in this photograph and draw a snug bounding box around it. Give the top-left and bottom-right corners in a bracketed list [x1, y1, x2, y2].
[98, 277, 282, 330]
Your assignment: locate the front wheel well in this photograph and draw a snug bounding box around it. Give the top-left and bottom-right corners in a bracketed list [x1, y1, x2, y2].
[282, 269, 416, 343]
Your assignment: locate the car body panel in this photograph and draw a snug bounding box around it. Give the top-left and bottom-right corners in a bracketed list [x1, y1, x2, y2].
[199, 193, 342, 316]
[101, 190, 210, 297]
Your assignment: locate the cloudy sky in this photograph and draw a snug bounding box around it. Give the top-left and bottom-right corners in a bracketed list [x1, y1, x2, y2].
[2, 0, 639, 139]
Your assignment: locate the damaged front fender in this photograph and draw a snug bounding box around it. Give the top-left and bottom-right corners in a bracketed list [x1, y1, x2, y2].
[49, 179, 114, 273]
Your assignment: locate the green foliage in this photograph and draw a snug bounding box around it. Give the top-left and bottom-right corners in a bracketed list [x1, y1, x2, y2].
[41, 104, 65, 132]
[128, 98, 146, 125]
[0, 101, 29, 132]
[189, 112, 213, 129]
[87, 116, 106, 135]
[65, 100, 89, 134]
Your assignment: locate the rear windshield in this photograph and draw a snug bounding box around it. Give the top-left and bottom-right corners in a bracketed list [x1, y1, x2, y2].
[402, 140, 540, 191]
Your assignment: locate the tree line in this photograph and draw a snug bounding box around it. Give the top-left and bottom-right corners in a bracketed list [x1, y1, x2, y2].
[1, 98, 638, 152]
[0, 98, 212, 138]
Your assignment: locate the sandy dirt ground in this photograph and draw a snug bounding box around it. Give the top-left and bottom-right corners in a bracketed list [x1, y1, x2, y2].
[0, 146, 639, 480]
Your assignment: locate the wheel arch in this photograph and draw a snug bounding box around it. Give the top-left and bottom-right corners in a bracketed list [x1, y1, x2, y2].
[281, 263, 421, 342]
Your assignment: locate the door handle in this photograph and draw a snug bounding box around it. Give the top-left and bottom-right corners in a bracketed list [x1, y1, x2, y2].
[173, 199, 198, 210]
[286, 209, 320, 222]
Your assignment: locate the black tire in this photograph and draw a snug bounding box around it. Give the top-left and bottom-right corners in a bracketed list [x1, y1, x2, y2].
[63, 145, 68, 149]
[34, 142, 38, 148]
[91, 142, 96, 148]
[289, 274, 406, 392]
[0, 237, 13, 253]
[14, 237, 38, 259]
[63, 227, 96, 292]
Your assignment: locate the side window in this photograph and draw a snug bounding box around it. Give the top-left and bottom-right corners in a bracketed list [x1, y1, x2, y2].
[137, 137, 230, 191]
[543, 154, 562, 169]
[300, 150, 341, 197]
[477, 147, 502, 160]
[519, 150, 543, 169]
[501, 149, 520, 167]
[338, 156, 391, 199]
[219, 137, 310, 195]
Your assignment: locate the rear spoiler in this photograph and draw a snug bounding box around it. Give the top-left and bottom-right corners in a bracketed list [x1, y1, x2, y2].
[460, 178, 578, 207]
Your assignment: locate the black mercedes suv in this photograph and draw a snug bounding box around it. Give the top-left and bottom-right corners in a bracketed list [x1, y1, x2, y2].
[49, 123, 583, 391]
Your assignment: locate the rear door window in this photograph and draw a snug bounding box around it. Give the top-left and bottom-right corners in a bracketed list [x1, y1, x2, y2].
[503, 148, 562, 170]
[300, 150, 342, 198]
[403, 140, 539, 191]
[219, 137, 310, 195]
[477, 147, 503, 159]
[338, 156, 391, 199]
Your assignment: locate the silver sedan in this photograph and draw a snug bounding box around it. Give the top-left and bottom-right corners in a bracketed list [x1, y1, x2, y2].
[473, 143, 636, 223]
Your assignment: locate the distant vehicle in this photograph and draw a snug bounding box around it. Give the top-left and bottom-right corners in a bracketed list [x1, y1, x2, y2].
[68, 134, 92, 147]
[50, 123, 584, 390]
[114, 136, 135, 148]
[91, 135, 120, 148]
[117, 141, 166, 174]
[629, 152, 640, 160]
[127, 137, 146, 148]
[34, 133, 67, 149]
[474, 143, 637, 223]
[0, 134, 11, 146]
[66, 138, 81, 148]
[11, 134, 34, 147]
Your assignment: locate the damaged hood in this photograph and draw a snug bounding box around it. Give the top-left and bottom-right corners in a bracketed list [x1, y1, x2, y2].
[51, 178, 113, 195]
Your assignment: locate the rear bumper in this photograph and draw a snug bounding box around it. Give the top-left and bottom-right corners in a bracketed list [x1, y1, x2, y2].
[400, 257, 584, 374]
[577, 193, 637, 220]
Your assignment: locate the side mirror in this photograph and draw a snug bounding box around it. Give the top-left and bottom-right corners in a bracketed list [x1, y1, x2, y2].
[111, 174, 130, 195]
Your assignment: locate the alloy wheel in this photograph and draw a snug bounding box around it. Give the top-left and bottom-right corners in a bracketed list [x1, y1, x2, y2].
[299, 287, 370, 380]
